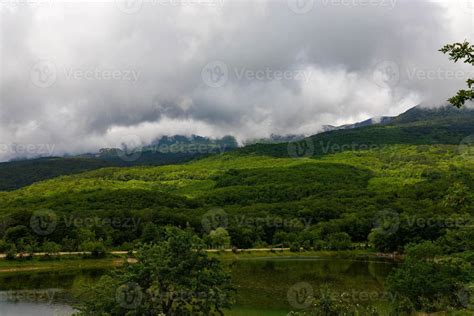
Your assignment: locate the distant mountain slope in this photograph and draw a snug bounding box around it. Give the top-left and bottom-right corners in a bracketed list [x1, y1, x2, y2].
[1, 105, 473, 191]
[239, 105, 474, 157]
[0, 135, 238, 191]
[0, 157, 112, 191]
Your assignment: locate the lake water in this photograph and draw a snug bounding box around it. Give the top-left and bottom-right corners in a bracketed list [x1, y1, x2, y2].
[0, 257, 397, 316]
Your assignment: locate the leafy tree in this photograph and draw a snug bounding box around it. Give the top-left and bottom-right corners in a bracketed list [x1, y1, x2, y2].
[404, 241, 441, 260]
[326, 232, 352, 251]
[141, 222, 160, 244]
[440, 41, 474, 107]
[206, 227, 231, 249]
[42, 241, 61, 258]
[76, 231, 234, 315]
[4, 225, 31, 245]
[387, 243, 472, 313]
[437, 227, 474, 254]
[80, 240, 107, 258]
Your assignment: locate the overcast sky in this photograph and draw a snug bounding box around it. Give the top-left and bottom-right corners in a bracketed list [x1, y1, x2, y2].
[0, 0, 473, 161]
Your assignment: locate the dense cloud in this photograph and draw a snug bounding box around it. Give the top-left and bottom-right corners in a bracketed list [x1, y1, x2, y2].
[0, 0, 472, 161]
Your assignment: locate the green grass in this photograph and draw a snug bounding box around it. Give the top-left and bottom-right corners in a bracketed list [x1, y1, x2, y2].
[0, 258, 121, 275]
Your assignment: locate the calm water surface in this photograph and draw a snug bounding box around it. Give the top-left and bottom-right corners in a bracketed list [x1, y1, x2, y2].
[0, 257, 397, 316]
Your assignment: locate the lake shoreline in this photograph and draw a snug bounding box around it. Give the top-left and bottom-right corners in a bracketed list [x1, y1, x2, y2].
[0, 249, 399, 274]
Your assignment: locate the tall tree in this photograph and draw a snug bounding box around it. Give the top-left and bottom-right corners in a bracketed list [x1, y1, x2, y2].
[76, 230, 234, 315]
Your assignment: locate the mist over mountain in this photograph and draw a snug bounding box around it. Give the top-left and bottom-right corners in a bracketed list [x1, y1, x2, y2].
[1, 105, 473, 191]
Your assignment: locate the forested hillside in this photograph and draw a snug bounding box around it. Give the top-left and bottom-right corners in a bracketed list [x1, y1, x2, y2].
[0, 144, 472, 256]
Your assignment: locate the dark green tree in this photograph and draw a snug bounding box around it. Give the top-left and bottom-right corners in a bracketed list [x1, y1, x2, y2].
[76, 230, 234, 315]
[387, 242, 471, 313]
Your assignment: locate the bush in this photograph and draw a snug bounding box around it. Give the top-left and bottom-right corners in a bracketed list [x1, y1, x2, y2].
[80, 241, 107, 258]
[5, 243, 17, 260]
[326, 232, 352, 250]
[42, 241, 61, 258]
[289, 243, 300, 252]
[387, 255, 471, 313]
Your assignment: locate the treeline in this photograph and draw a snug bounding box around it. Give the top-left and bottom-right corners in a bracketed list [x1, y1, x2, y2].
[0, 145, 471, 260]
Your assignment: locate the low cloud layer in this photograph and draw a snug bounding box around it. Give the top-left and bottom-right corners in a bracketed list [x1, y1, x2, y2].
[0, 0, 472, 161]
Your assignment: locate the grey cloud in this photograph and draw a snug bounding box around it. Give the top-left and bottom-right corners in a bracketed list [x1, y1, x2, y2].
[0, 0, 471, 161]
